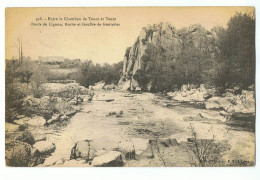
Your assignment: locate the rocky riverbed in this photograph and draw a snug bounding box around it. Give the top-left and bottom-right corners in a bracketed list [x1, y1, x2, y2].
[5, 85, 255, 167]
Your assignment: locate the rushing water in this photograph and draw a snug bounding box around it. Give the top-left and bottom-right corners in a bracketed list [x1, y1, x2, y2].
[42, 90, 255, 166]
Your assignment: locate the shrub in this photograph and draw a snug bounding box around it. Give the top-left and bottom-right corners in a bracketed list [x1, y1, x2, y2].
[187, 124, 230, 167]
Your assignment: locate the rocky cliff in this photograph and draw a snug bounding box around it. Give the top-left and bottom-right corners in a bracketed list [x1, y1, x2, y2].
[118, 22, 219, 91]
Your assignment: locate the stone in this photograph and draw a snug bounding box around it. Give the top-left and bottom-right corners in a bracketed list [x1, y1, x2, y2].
[199, 112, 227, 122]
[5, 141, 44, 167]
[16, 115, 26, 119]
[60, 115, 69, 121]
[69, 99, 78, 105]
[92, 151, 123, 167]
[83, 95, 92, 102]
[70, 140, 91, 160]
[107, 110, 123, 117]
[71, 137, 117, 161]
[122, 80, 131, 90]
[103, 83, 116, 90]
[34, 134, 47, 142]
[225, 92, 236, 97]
[113, 141, 135, 159]
[5, 123, 19, 132]
[200, 84, 207, 92]
[226, 89, 236, 94]
[27, 116, 46, 126]
[189, 91, 205, 102]
[43, 156, 59, 166]
[18, 124, 28, 131]
[167, 91, 176, 97]
[219, 110, 229, 117]
[94, 150, 107, 157]
[205, 100, 221, 110]
[135, 87, 142, 91]
[92, 81, 105, 90]
[14, 118, 27, 125]
[205, 97, 232, 110]
[55, 159, 65, 165]
[181, 85, 189, 92]
[90, 137, 118, 153]
[15, 131, 35, 145]
[123, 93, 134, 97]
[47, 118, 59, 125]
[131, 138, 150, 152]
[203, 92, 212, 99]
[33, 141, 56, 155]
[93, 93, 115, 102]
[159, 137, 178, 147]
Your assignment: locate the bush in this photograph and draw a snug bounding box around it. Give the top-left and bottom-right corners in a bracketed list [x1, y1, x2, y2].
[187, 124, 230, 167]
[5, 60, 49, 122]
[76, 60, 123, 88]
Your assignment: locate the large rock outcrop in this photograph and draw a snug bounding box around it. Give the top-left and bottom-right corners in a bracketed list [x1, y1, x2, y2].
[118, 22, 182, 91]
[118, 22, 219, 91]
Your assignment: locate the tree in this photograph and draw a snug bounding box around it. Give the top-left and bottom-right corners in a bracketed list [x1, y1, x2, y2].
[216, 13, 255, 89]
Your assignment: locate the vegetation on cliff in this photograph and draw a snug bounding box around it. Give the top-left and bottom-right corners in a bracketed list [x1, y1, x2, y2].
[119, 13, 255, 92]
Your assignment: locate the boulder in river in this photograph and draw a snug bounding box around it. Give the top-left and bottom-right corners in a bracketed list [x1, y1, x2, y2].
[71, 137, 119, 161]
[113, 141, 135, 159]
[131, 138, 150, 155]
[6, 141, 44, 167]
[33, 141, 56, 155]
[70, 140, 93, 160]
[15, 131, 35, 145]
[27, 116, 46, 126]
[158, 137, 178, 147]
[92, 151, 123, 167]
[205, 97, 232, 110]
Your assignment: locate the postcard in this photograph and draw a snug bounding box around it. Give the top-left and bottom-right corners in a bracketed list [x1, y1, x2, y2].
[5, 7, 255, 167]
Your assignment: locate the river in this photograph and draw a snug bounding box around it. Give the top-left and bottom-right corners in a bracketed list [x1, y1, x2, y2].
[41, 90, 255, 166]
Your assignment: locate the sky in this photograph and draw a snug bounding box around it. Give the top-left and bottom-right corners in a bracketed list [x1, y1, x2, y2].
[5, 7, 254, 64]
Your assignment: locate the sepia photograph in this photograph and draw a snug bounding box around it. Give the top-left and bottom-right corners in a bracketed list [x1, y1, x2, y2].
[5, 7, 255, 167]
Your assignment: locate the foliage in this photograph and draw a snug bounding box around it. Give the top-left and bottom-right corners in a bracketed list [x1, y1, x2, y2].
[59, 58, 81, 69]
[5, 60, 49, 122]
[213, 13, 255, 89]
[187, 124, 230, 167]
[47, 84, 89, 99]
[134, 13, 255, 92]
[76, 60, 123, 88]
